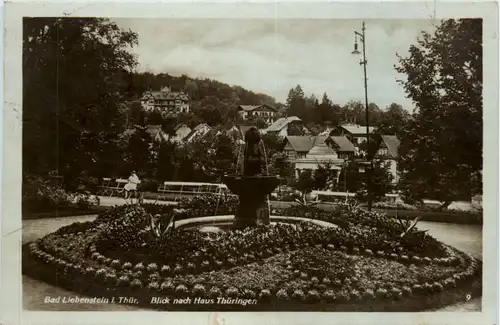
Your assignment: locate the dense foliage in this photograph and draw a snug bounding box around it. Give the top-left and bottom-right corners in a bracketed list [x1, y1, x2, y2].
[22, 174, 99, 212]
[395, 19, 482, 208]
[23, 18, 138, 184]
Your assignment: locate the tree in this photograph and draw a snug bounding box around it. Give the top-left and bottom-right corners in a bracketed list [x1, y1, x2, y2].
[395, 19, 482, 208]
[184, 79, 198, 99]
[128, 101, 147, 127]
[23, 18, 138, 181]
[185, 132, 237, 182]
[342, 101, 364, 124]
[377, 103, 411, 137]
[291, 165, 338, 203]
[291, 170, 317, 197]
[358, 160, 394, 202]
[288, 123, 305, 136]
[337, 159, 393, 201]
[145, 111, 164, 126]
[126, 126, 154, 176]
[286, 85, 307, 120]
[196, 104, 223, 126]
[315, 93, 341, 125]
[337, 160, 363, 193]
[155, 141, 178, 181]
[312, 163, 337, 190]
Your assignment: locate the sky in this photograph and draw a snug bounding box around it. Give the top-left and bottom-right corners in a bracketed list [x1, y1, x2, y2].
[113, 19, 437, 110]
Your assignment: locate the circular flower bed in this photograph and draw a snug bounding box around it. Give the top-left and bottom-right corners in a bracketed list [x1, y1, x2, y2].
[23, 198, 482, 311]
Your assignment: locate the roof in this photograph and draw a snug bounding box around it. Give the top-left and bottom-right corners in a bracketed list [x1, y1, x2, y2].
[239, 125, 253, 136]
[328, 136, 356, 152]
[341, 123, 376, 135]
[174, 123, 190, 131]
[318, 128, 333, 136]
[183, 123, 212, 142]
[142, 89, 188, 101]
[285, 136, 315, 152]
[380, 135, 400, 158]
[308, 136, 337, 156]
[146, 125, 168, 140]
[266, 116, 302, 132]
[238, 104, 277, 112]
[120, 125, 167, 142]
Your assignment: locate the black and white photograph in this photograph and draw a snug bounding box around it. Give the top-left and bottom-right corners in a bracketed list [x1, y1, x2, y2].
[2, 2, 498, 325]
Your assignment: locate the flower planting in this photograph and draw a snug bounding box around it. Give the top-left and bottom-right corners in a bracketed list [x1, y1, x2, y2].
[23, 197, 482, 311]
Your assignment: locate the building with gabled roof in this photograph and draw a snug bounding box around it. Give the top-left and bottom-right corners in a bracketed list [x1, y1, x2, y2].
[293, 135, 344, 181]
[140, 86, 190, 114]
[283, 136, 316, 160]
[237, 104, 278, 125]
[167, 123, 192, 143]
[144, 125, 169, 142]
[183, 123, 212, 143]
[373, 135, 401, 184]
[283, 135, 357, 161]
[326, 136, 359, 159]
[282, 135, 357, 182]
[266, 116, 310, 137]
[330, 123, 377, 145]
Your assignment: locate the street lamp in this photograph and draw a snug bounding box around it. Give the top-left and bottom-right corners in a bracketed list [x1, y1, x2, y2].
[352, 21, 373, 211]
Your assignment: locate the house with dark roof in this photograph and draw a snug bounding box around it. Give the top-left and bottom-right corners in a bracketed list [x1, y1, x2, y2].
[282, 135, 357, 182]
[140, 86, 190, 114]
[373, 135, 400, 184]
[237, 104, 278, 125]
[330, 123, 377, 146]
[283, 135, 357, 161]
[326, 136, 359, 159]
[292, 136, 344, 181]
[283, 136, 315, 160]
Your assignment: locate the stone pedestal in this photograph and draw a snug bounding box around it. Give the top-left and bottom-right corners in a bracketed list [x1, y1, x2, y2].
[222, 175, 280, 229]
[233, 193, 270, 228]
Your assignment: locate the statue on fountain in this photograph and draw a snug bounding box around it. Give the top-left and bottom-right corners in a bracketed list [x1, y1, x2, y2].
[243, 127, 264, 176]
[223, 127, 280, 228]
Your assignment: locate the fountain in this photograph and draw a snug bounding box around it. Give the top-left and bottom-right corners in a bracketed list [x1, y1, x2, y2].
[222, 127, 280, 228]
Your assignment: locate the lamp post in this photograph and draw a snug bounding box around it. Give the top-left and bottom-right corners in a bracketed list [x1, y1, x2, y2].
[352, 21, 373, 211]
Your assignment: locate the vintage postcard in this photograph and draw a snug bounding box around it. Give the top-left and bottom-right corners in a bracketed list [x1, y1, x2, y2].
[2, 1, 498, 325]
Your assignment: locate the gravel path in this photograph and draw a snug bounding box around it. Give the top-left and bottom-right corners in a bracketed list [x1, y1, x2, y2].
[22, 214, 482, 311]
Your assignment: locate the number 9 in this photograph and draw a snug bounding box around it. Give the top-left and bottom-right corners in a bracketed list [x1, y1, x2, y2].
[465, 294, 471, 301]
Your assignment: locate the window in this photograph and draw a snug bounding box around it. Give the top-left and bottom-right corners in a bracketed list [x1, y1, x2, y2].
[286, 150, 296, 160]
[378, 148, 388, 156]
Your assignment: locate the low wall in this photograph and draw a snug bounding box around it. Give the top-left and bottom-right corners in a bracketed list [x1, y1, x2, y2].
[373, 208, 483, 225]
[22, 206, 108, 220]
[175, 215, 338, 230]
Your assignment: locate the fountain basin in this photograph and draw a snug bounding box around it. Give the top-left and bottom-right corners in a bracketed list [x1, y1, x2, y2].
[177, 215, 338, 233]
[222, 175, 280, 228]
[222, 175, 280, 196]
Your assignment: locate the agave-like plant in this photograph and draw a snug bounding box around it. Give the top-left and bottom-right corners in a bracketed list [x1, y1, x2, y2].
[396, 213, 428, 239]
[345, 198, 361, 213]
[294, 192, 321, 207]
[149, 211, 176, 239]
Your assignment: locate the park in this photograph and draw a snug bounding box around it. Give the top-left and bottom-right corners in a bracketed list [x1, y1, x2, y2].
[21, 17, 483, 312]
